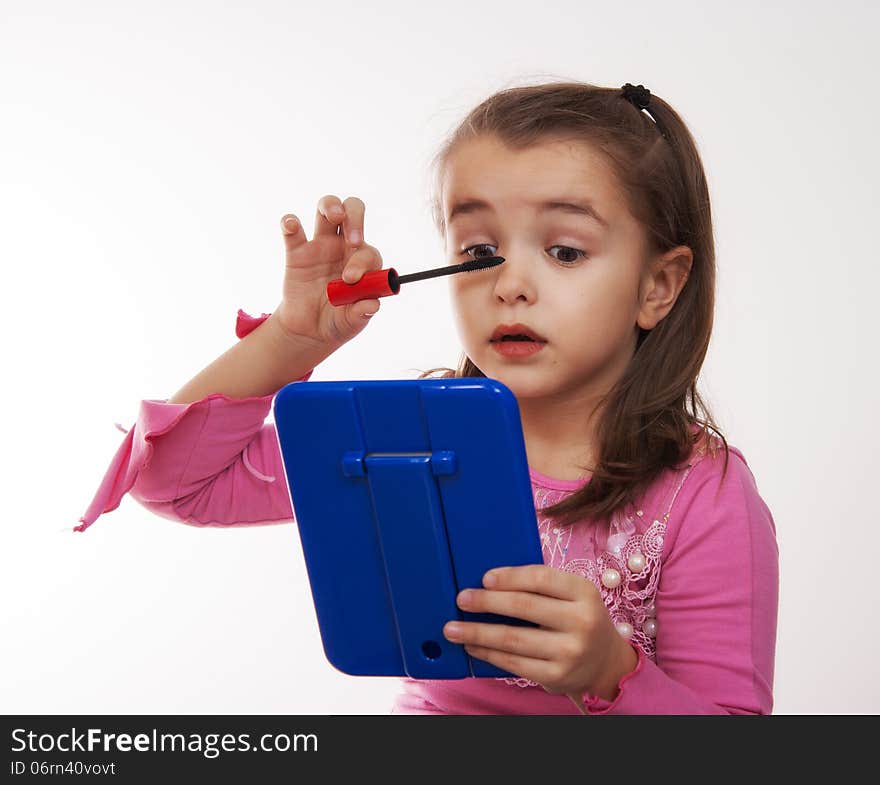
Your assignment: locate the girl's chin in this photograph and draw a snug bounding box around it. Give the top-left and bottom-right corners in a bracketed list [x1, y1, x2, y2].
[478, 364, 555, 395]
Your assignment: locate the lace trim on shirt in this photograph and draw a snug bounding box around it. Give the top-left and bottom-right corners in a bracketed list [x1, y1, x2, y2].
[496, 456, 701, 689]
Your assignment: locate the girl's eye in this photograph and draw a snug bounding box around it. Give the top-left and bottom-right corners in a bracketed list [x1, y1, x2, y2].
[547, 246, 587, 265]
[460, 243, 498, 260]
[460, 243, 587, 266]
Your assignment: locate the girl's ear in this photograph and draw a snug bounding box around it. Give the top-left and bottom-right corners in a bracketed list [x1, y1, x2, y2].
[636, 246, 693, 330]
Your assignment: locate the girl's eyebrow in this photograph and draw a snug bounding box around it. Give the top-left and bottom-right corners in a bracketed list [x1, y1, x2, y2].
[447, 197, 608, 228]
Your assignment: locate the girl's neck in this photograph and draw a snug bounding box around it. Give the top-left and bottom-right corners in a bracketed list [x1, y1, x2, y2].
[525, 442, 594, 483]
[520, 407, 598, 483]
[513, 369, 621, 483]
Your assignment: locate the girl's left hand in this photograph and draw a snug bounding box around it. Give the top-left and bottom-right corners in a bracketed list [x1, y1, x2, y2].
[443, 564, 639, 704]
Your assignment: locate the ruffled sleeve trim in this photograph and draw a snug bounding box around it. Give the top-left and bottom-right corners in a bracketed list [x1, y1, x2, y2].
[74, 308, 310, 533]
[235, 308, 272, 339]
[578, 644, 648, 715]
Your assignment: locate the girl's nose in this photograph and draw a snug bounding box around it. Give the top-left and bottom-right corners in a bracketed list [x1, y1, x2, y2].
[492, 254, 535, 303]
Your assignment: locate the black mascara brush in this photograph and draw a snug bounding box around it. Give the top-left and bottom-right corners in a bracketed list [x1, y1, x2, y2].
[326, 256, 505, 306]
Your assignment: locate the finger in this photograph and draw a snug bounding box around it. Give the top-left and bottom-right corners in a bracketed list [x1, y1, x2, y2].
[331, 298, 381, 341]
[444, 620, 561, 660]
[462, 644, 561, 688]
[341, 243, 384, 285]
[341, 196, 365, 251]
[314, 194, 346, 240]
[353, 298, 381, 320]
[280, 213, 308, 252]
[456, 586, 568, 629]
[482, 564, 582, 601]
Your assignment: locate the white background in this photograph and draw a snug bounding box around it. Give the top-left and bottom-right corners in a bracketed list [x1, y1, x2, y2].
[2, 0, 878, 714]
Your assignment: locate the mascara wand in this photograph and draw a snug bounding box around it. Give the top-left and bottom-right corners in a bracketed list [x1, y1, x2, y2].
[327, 256, 505, 306]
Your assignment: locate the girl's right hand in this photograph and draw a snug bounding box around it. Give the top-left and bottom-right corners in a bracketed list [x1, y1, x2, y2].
[274, 195, 384, 351]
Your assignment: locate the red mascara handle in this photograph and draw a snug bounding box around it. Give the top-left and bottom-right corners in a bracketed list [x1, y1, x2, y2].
[326, 268, 400, 306]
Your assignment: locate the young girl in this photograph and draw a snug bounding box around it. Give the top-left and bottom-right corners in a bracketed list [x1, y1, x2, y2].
[76, 81, 779, 715]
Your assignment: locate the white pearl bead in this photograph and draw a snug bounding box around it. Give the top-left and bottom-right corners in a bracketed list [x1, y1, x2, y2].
[601, 568, 621, 589]
[615, 622, 634, 639]
[643, 619, 658, 638]
[627, 552, 646, 573]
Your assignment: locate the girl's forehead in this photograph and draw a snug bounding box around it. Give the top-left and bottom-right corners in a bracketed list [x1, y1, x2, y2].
[441, 136, 621, 221]
[449, 133, 601, 161]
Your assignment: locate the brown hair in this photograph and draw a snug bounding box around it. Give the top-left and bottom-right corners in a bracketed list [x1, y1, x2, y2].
[418, 79, 728, 529]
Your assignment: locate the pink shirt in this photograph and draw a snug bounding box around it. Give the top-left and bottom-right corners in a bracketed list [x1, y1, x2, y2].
[76, 310, 779, 715]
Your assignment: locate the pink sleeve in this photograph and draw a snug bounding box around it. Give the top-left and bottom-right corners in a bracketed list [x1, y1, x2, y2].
[579, 446, 779, 715]
[74, 310, 313, 533]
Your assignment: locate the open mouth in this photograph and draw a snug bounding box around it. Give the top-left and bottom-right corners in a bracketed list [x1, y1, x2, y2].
[490, 322, 547, 344]
[490, 336, 547, 358]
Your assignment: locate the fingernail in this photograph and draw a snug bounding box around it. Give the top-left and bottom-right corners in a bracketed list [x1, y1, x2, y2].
[349, 229, 361, 245]
[364, 310, 377, 317]
[331, 205, 344, 216]
[445, 623, 463, 638]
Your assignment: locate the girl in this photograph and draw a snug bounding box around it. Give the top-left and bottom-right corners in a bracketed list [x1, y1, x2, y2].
[77, 81, 779, 715]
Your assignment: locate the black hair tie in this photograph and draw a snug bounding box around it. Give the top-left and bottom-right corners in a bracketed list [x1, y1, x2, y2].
[622, 83, 652, 110]
[620, 83, 669, 141]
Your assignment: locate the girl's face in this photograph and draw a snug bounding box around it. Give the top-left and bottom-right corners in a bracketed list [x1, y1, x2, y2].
[442, 134, 653, 403]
